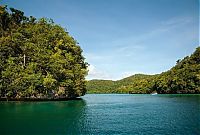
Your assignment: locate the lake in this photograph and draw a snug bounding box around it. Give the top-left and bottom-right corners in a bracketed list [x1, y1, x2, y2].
[0, 94, 199, 135]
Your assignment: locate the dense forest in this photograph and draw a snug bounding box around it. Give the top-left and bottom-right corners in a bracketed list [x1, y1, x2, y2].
[87, 74, 157, 94]
[87, 47, 200, 94]
[0, 6, 88, 100]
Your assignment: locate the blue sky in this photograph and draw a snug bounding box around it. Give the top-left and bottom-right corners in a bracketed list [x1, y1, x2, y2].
[1, 0, 199, 80]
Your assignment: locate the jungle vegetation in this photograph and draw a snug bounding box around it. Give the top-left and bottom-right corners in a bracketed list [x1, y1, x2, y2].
[0, 6, 88, 99]
[87, 47, 200, 94]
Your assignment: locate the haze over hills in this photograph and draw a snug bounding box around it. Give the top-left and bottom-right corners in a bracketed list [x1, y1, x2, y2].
[87, 47, 200, 94]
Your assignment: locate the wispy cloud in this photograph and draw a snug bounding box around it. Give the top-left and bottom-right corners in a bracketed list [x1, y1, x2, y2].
[86, 67, 156, 81]
[109, 16, 196, 56]
[116, 16, 193, 44]
[161, 16, 193, 27]
[85, 16, 197, 80]
[86, 65, 112, 80]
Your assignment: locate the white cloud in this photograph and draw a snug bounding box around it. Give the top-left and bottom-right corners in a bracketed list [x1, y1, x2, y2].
[86, 65, 154, 81]
[86, 64, 112, 80]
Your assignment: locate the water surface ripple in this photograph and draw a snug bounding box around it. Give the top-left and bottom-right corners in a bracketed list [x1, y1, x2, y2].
[0, 94, 199, 135]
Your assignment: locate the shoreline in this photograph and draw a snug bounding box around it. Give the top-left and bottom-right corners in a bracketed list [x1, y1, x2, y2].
[0, 97, 82, 102]
[1, 93, 199, 101]
[86, 93, 200, 94]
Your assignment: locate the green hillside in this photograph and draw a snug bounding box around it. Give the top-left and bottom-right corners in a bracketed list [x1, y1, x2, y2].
[87, 47, 200, 94]
[87, 74, 157, 94]
[154, 47, 200, 94]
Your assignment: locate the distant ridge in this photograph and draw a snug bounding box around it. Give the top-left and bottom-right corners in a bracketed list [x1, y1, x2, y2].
[87, 47, 200, 94]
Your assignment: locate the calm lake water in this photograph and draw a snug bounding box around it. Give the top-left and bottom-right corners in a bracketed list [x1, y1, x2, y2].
[0, 94, 199, 135]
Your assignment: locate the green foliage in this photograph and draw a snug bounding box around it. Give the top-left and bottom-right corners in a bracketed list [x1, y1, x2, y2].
[86, 80, 115, 93]
[154, 47, 200, 94]
[87, 74, 157, 94]
[0, 6, 88, 98]
[87, 47, 200, 94]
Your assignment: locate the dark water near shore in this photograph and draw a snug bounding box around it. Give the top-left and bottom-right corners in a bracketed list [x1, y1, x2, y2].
[0, 94, 199, 135]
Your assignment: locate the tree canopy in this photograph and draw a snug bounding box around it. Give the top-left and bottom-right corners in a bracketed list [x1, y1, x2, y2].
[0, 6, 88, 99]
[154, 47, 200, 94]
[87, 47, 200, 94]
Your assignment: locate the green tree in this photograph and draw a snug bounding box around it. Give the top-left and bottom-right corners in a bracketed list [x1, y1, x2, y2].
[0, 6, 88, 99]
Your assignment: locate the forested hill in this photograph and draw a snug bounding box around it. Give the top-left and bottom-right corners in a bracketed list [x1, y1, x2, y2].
[155, 47, 200, 94]
[0, 6, 88, 99]
[87, 47, 200, 94]
[87, 74, 157, 94]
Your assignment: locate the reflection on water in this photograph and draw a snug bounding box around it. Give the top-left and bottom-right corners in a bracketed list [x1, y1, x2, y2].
[0, 94, 200, 135]
[0, 99, 87, 135]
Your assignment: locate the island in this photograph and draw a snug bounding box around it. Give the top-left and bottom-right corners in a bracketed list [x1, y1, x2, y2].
[0, 6, 88, 101]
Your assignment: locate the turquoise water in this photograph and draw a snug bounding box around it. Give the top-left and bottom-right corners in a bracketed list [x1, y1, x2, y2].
[0, 94, 199, 135]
